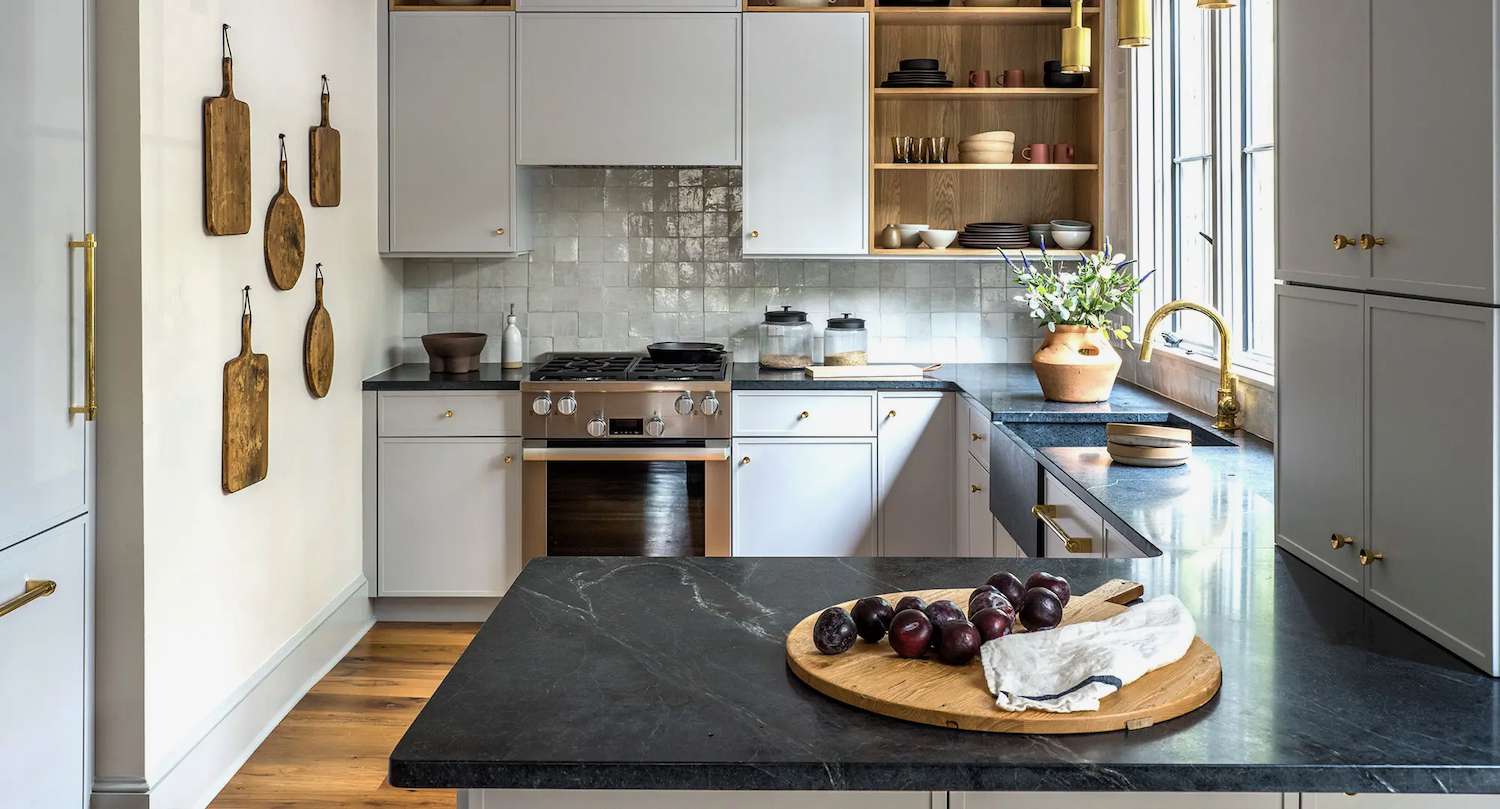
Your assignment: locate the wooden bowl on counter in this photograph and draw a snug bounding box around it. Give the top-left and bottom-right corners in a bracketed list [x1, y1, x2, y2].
[421, 332, 487, 374]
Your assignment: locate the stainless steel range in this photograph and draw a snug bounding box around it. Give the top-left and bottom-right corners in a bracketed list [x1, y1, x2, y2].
[520, 353, 732, 560]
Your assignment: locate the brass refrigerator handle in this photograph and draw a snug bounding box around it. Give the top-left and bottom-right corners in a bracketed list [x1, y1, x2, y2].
[0, 580, 57, 620]
[522, 446, 732, 463]
[68, 232, 97, 421]
[1032, 504, 1094, 554]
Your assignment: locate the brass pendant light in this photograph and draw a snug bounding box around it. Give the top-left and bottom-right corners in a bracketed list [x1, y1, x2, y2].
[1118, 0, 1151, 47]
[1060, 0, 1091, 74]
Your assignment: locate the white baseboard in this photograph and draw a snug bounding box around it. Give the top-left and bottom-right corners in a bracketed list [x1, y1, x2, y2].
[92, 577, 374, 809]
[373, 595, 500, 622]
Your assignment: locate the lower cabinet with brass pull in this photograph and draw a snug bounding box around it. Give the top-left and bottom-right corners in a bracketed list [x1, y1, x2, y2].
[1036, 472, 1105, 559]
[730, 436, 876, 557]
[0, 517, 87, 804]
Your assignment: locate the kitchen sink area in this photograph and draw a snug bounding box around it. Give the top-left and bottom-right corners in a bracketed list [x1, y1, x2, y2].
[1003, 414, 1238, 449]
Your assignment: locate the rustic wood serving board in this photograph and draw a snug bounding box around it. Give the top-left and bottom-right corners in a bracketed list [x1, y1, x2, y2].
[785, 579, 1222, 734]
[303, 266, 334, 398]
[203, 51, 251, 235]
[309, 76, 341, 207]
[223, 304, 269, 494]
[265, 135, 306, 290]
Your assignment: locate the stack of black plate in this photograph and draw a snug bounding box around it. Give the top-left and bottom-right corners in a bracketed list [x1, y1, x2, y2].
[882, 58, 954, 88]
[958, 223, 1032, 250]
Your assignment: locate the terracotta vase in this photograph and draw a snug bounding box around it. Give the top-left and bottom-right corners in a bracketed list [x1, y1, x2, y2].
[1031, 325, 1122, 403]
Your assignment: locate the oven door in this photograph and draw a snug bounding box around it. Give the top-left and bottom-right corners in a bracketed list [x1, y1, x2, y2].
[521, 440, 731, 560]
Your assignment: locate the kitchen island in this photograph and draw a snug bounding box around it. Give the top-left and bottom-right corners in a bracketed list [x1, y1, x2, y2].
[390, 554, 1500, 798]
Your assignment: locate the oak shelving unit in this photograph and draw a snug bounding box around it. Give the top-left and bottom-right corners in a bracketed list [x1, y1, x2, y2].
[868, 2, 1104, 257]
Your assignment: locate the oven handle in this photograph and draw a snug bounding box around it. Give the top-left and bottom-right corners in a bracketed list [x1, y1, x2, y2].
[522, 446, 731, 463]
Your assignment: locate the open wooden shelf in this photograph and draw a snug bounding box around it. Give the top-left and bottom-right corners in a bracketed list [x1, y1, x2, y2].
[872, 247, 1097, 258]
[389, 2, 512, 10]
[875, 162, 1098, 171]
[875, 87, 1097, 99]
[874, 6, 1100, 25]
[744, 2, 869, 10]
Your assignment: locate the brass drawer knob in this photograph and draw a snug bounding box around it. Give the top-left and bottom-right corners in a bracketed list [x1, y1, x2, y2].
[749, 230, 760, 239]
[1330, 533, 1356, 550]
[971, 432, 983, 442]
[1359, 233, 1386, 250]
[1359, 549, 1385, 566]
[494, 227, 506, 236]
[1333, 234, 1356, 250]
[971, 484, 983, 493]
[443, 409, 455, 418]
[797, 411, 810, 420]
[740, 456, 751, 465]
[887, 410, 897, 419]
[504, 455, 513, 464]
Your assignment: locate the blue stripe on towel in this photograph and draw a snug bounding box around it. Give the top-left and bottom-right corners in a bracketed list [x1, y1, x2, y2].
[1019, 675, 1124, 703]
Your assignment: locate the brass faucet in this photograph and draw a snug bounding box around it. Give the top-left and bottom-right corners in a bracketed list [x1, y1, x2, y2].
[1138, 301, 1241, 431]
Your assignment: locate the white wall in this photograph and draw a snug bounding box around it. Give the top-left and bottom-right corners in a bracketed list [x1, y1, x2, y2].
[96, 0, 401, 796]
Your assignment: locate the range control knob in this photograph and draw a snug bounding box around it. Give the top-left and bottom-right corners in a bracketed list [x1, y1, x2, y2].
[674, 392, 695, 416]
[557, 393, 578, 416]
[644, 413, 666, 438]
[586, 415, 608, 438]
[531, 393, 553, 416]
[700, 392, 721, 416]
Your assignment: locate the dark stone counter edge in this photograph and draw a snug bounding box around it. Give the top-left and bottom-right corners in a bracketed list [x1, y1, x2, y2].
[388, 761, 1500, 794]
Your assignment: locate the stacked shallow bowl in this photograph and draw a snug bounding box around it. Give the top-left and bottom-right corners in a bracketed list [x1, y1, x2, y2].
[1105, 423, 1192, 467]
[1049, 219, 1093, 250]
[957, 222, 1030, 250]
[958, 130, 1015, 165]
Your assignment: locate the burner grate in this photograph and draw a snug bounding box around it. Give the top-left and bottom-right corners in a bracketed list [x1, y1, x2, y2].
[530, 353, 728, 382]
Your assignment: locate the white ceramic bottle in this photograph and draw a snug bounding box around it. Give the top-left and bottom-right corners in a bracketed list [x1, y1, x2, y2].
[501, 303, 523, 369]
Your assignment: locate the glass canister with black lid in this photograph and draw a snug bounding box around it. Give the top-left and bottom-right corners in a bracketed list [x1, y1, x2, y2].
[758, 305, 814, 370]
[823, 313, 868, 366]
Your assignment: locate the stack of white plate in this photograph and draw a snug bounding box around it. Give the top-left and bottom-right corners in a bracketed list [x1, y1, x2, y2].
[958, 131, 1015, 165]
[1105, 423, 1192, 467]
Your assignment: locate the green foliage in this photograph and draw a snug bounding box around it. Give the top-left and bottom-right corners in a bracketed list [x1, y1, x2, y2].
[1001, 238, 1153, 345]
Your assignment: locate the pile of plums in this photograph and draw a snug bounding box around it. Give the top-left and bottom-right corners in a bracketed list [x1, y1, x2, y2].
[811, 571, 1072, 666]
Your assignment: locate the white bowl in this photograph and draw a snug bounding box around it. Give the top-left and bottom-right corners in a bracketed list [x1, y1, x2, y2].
[1050, 218, 1092, 230]
[1050, 228, 1092, 249]
[919, 229, 959, 250]
[896, 224, 928, 248]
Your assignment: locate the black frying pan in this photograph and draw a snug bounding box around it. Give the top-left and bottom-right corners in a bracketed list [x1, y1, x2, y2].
[646, 342, 726, 363]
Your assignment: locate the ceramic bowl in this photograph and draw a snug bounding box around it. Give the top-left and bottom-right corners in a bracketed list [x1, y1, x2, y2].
[963, 130, 1015, 143]
[959, 150, 1014, 165]
[896, 223, 929, 248]
[1050, 219, 1093, 230]
[1050, 228, 1092, 249]
[919, 229, 959, 250]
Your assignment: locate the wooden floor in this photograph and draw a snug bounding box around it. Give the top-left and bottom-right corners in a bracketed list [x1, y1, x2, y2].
[209, 622, 480, 809]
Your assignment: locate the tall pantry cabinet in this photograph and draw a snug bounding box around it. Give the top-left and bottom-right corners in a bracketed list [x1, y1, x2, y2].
[1275, 0, 1500, 674]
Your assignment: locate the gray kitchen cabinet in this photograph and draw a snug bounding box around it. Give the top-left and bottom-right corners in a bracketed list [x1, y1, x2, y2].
[1276, 0, 1496, 303]
[385, 11, 527, 255]
[961, 455, 995, 557]
[878, 392, 955, 556]
[1302, 795, 1497, 809]
[0, 517, 87, 806]
[516, 13, 740, 166]
[1039, 471, 1104, 559]
[1274, 285, 1366, 593]
[1274, 0, 1370, 290]
[742, 12, 867, 256]
[989, 423, 1041, 557]
[951, 793, 1284, 809]
[731, 437, 877, 557]
[517, 0, 737, 10]
[1365, 295, 1497, 673]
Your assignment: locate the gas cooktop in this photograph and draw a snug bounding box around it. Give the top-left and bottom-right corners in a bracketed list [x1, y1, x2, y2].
[530, 353, 729, 383]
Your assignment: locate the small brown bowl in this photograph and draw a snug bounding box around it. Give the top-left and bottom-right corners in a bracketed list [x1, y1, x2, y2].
[421, 332, 487, 374]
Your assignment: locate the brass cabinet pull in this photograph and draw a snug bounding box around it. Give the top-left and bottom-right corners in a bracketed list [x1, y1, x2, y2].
[504, 455, 513, 464]
[68, 232, 97, 420]
[1330, 533, 1357, 550]
[970, 432, 983, 442]
[494, 227, 506, 236]
[971, 484, 983, 493]
[1359, 233, 1386, 250]
[749, 230, 760, 239]
[443, 409, 455, 418]
[1332, 234, 1356, 250]
[1359, 549, 1385, 566]
[740, 456, 751, 465]
[887, 410, 898, 419]
[0, 580, 57, 620]
[797, 410, 810, 420]
[1033, 504, 1094, 554]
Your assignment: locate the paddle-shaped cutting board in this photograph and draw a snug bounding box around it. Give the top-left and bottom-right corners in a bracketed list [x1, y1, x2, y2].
[203, 34, 250, 236]
[223, 301, 269, 494]
[786, 579, 1222, 734]
[309, 76, 341, 207]
[265, 134, 306, 290]
[303, 265, 334, 398]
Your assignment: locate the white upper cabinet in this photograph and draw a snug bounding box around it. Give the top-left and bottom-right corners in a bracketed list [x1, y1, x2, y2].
[517, 13, 740, 166]
[1369, 0, 1495, 303]
[0, 0, 89, 550]
[1274, 0, 1370, 288]
[742, 13, 868, 256]
[386, 11, 523, 254]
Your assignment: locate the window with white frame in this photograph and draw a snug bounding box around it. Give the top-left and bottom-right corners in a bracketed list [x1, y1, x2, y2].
[1133, 0, 1275, 371]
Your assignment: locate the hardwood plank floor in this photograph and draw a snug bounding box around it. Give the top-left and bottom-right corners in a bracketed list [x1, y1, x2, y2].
[208, 622, 480, 809]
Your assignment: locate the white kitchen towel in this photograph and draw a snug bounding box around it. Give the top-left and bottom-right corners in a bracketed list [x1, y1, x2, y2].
[980, 595, 1196, 713]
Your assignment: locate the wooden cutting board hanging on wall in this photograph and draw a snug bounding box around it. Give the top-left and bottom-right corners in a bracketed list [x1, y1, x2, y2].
[309, 75, 341, 207]
[203, 24, 251, 236]
[303, 263, 335, 398]
[223, 287, 269, 494]
[264, 133, 306, 290]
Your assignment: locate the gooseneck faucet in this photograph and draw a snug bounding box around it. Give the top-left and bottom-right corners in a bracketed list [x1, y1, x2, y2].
[1138, 301, 1241, 431]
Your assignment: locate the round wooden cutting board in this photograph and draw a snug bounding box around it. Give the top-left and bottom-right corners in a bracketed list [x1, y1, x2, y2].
[303, 265, 334, 398]
[265, 134, 305, 291]
[785, 579, 1222, 734]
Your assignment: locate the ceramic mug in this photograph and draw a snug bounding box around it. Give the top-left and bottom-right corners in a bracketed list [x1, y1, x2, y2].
[1053, 143, 1075, 163]
[968, 69, 992, 88]
[1003, 68, 1025, 88]
[1021, 143, 1050, 164]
